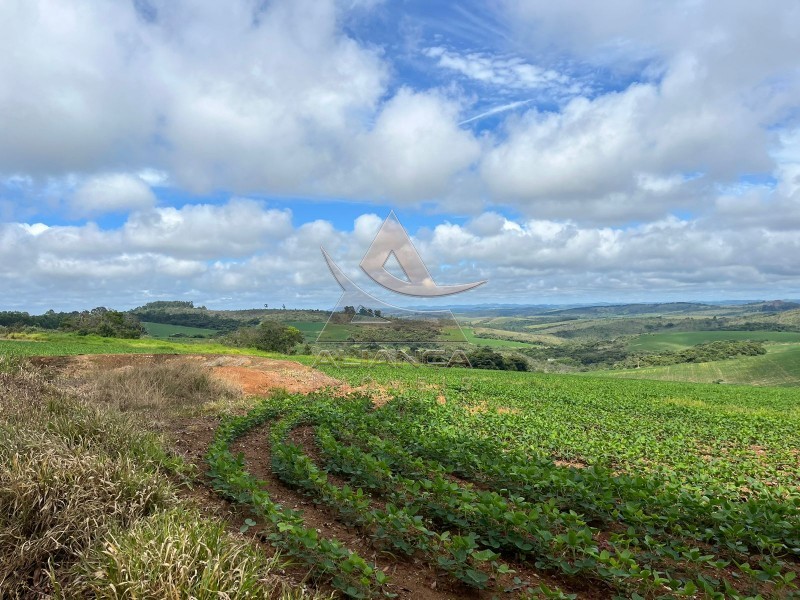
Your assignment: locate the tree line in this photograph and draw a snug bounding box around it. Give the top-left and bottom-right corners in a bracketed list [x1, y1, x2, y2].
[0, 307, 144, 339]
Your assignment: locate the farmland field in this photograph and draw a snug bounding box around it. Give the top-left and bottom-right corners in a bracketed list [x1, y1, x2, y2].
[142, 321, 219, 338]
[205, 362, 800, 599]
[0, 332, 285, 358]
[3, 337, 800, 598]
[629, 330, 800, 352]
[605, 342, 800, 387]
[460, 326, 535, 348]
[471, 327, 565, 346]
[285, 320, 325, 341]
[285, 319, 541, 347]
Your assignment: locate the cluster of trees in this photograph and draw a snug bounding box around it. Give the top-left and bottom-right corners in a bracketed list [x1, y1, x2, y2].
[344, 319, 444, 343]
[0, 310, 64, 329]
[321, 345, 529, 372]
[465, 347, 529, 371]
[720, 322, 799, 332]
[59, 308, 144, 338]
[0, 308, 144, 338]
[135, 300, 200, 310]
[130, 302, 251, 332]
[521, 338, 768, 371]
[620, 340, 766, 369]
[343, 306, 384, 318]
[523, 339, 630, 368]
[223, 321, 304, 353]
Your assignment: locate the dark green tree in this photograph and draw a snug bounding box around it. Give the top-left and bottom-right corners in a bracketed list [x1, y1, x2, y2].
[252, 321, 304, 353]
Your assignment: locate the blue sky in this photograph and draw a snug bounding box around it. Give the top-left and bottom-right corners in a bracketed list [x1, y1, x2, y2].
[2, 0, 800, 311]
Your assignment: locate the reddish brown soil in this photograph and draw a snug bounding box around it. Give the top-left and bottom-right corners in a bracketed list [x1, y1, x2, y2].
[199, 355, 343, 395]
[31, 353, 344, 396]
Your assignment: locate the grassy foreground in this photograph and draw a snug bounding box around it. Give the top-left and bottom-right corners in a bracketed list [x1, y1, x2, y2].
[0, 358, 322, 599]
[2, 333, 799, 598]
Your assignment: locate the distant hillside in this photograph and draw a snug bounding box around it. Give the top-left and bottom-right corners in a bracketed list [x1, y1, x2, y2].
[743, 300, 800, 312]
[129, 302, 248, 331]
[543, 302, 716, 318]
[726, 308, 800, 329]
[128, 302, 329, 331]
[603, 343, 800, 387]
[209, 308, 329, 322]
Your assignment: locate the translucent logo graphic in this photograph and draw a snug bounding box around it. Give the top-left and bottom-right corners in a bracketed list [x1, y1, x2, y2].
[317, 212, 486, 344]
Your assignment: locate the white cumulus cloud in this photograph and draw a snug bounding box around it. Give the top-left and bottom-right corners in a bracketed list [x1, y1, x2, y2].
[71, 174, 156, 217]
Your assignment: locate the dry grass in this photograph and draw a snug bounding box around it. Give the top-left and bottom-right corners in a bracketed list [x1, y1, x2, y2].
[62, 508, 329, 600]
[0, 430, 175, 594]
[0, 361, 318, 599]
[0, 367, 178, 595]
[88, 361, 240, 413]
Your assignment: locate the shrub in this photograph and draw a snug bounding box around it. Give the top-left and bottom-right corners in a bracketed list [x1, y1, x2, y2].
[60, 307, 145, 339]
[224, 321, 304, 354]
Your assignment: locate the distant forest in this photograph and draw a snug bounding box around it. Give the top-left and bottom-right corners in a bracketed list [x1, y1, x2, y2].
[0, 307, 143, 338]
[129, 301, 250, 332]
[0, 301, 329, 339]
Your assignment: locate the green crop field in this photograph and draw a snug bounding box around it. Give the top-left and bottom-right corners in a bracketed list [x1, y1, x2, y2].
[460, 327, 534, 348]
[629, 330, 800, 352]
[207, 363, 800, 598]
[285, 320, 325, 342]
[472, 327, 565, 346]
[604, 342, 800, 387]
[142, 321, 219, 338]
[0, 332, 283, 359]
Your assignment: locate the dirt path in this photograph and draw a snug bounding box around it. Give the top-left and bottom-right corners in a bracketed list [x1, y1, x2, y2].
[31, 353, 344, 396]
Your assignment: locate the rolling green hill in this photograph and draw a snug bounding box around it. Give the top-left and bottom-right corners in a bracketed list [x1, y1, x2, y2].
[728, 307, 800, 327]
[285, 320, 325, 342]
[142, 322, 219, 338]
[604, 343, 800, 386]
[460, 327, 534, 348]
[471, 326, 564, 345]
[628, 330, 800, 352]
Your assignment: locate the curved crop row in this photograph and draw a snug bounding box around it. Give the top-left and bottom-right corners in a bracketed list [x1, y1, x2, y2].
[204, 398, 388, 599]
[357, 398, 800, 559]
[269, 408, 511, 589]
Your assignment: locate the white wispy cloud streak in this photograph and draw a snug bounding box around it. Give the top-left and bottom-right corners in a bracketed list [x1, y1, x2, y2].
[459, 99, 533, 125]
[424, 46, 572, 91]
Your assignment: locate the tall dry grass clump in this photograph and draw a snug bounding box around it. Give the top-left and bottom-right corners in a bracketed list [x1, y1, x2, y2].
[88, 360, 240, 412]
[62, 507, 325, 600]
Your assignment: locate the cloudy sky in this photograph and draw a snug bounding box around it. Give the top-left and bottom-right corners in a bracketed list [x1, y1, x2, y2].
[2, 0, 800, 312]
